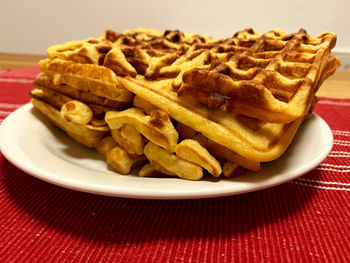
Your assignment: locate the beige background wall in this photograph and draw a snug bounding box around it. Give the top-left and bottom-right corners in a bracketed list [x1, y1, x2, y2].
[1, 0, 349, 55]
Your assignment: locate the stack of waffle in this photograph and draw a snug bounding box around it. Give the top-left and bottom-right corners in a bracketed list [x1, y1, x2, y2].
[30, 28, 340, 180]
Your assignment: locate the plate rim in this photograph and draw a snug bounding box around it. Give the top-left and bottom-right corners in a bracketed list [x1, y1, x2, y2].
[0, 103, 333, 199]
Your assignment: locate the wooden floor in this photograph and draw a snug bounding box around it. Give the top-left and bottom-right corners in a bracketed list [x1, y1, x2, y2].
[0, 53, 349, 98]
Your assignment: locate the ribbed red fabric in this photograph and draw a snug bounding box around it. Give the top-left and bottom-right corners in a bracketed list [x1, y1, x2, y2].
[0, 66, 349, 262]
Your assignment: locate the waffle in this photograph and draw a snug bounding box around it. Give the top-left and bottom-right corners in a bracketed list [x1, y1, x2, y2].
[30, 98, 109, 148]
[33, 73, 130, 109]
[39, 58, 133, 102]
[117, 50, 338, 161]
[180, 29, 337, 123]
[30, 28, 340, 180]
[118, 76, 302, 162]
[30, 67, 133, 148]
[105, 103, 232, 179]
[46, 29, 212, 77]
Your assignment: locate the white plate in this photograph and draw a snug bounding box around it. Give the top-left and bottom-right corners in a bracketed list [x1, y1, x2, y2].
[0, 104, 333, 199]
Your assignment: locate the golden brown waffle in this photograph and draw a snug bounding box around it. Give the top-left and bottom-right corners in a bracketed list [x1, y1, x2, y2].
[31, 98, 109, 148]
[180, 29, 337, 123]
[46, 29, 212, 77]
[29, 69, 133, 148]
[33, 73, 130, 109]
[117, 51, 338, 163]
[30, 27, 340, 180]
[39, 58, 133, 102]
[118, 76, 303, 162]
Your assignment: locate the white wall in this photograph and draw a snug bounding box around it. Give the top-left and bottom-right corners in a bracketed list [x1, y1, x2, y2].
[1, 0, 350, 55]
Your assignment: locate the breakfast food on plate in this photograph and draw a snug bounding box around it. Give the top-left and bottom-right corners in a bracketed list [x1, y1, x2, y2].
[30, 28, 340, 180]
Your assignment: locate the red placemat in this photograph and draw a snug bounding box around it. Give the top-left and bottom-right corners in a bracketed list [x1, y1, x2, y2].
[0, 66, 349, 262]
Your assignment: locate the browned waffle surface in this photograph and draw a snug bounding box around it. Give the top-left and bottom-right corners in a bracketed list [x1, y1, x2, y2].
[180, 29, 337, 123]
[46, 29, 212, 77]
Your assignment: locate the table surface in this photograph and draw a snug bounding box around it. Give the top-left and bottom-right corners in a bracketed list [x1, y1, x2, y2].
[0, 52, 350, 98]
[0, 53, 349, 262]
